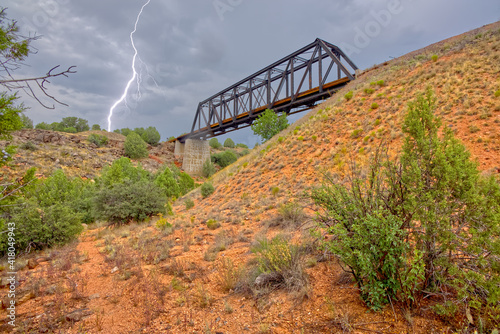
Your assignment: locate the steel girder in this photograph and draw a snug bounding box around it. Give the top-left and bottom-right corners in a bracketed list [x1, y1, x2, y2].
[177, 39, 357, 142]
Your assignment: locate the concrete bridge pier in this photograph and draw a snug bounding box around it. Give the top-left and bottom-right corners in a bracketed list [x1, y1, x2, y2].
[174, 139, 210, 175]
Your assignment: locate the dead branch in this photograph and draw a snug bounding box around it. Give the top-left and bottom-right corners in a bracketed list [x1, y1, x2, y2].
[0, 65, 77, 109]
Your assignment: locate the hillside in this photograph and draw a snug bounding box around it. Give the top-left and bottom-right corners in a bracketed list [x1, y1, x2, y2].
[0, 129, 178, 179]
[1, 22, 499, 333]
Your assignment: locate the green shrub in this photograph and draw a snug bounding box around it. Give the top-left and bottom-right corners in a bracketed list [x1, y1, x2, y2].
[124, 132, 149, 159]
[223, 138, 235, 148]
[212, 150, 238, 168]
[277, 202, 305, 228]
[238, 149, 250, 157]
[209, 138, 222, 149]
[1, 199, 84, 254]
[351, 129, 363, 138]
[88, 133, 109, 147]
[0, 169, 88, 255]
[371, 103, 379, 109]
[98, 157, 150, 187]
[431, 55, 438, 62]
[469, 125, 480, 133]
[94, 180, 167, 224]
[91, 124, 101, 131]
[495, 90, 500, 98]
[364, 88, 375, 94]
[271, 186, 279, 196]
[201, 182, 215, 198]
[344, 91, 354, 101]
[202, 158, 216, 178]
[312, 87, 500, 328]
[178, 172, 195, 195]
[251, 235, 307, 292]
[154, 167, 181, 199]
[206, 219, 220, 230]
[185, 198, 195, 210]
[141, 126, 161, 146]
[236, 143, 248, 149]
[20, 141, 37, 151]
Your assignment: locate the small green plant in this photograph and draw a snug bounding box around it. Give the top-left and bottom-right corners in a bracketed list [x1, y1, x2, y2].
[297, 136, 304, 141]
[374, 119, 381, 126]
[311, 135, 317, 141]
[156, 214, 173, 231]
[20, 141, 37, 151]
[278, 136, 284, 143]
[494, 90, 500, 98]
[364, 88, 375, 94]
[88, 133, 109, 148]
[201, 182, 215, 198]
[185, 198, 194, 210]
[350, 129, 363, 138]
[215, 257, 242, 292]
[344, 90, 354, 101]
[431, 54, 438, 62]
[206, 219, 220, 230]
[371, 103, 379, 110]
[271, 186, 279, 196]
[202, 158, 216, 178]
[469, 125, 480, 133]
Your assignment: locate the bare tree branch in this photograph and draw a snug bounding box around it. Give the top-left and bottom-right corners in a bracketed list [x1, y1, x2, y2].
[0, 65, 77, 109]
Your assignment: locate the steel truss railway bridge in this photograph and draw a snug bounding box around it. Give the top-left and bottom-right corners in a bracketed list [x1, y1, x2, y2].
[173, 39, 358, 174]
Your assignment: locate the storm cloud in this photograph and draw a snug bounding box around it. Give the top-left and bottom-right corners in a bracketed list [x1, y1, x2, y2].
[3, 0, 499, 144]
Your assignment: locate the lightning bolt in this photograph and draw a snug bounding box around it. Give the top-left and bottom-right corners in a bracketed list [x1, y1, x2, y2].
[107, 0, 152, 132]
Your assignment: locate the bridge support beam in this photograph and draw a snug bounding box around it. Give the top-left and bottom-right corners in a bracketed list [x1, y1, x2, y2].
[180, 139, 210, 175]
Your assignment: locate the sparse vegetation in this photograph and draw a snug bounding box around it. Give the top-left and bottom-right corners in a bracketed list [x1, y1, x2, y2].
[87, 133, 109, 147]
[124, 132, 149, 159]
[201, 182, 215, 198]
[312, 88, 500, 329]
[202, 158, 216, 177]
[344, 91, 354, 101]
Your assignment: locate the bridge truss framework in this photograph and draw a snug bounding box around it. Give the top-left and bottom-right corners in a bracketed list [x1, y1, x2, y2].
[177, 38, 358, 142]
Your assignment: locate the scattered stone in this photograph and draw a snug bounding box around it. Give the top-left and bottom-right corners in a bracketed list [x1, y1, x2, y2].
[254, 272, 283, 287]
[27, 258, 38, 269]
[89, 293, 100, 300]
[65, 308, 92, 322]
[111, 267, 119, 274]
[18, 292, 35, 305]
[0, 277, 10, 288]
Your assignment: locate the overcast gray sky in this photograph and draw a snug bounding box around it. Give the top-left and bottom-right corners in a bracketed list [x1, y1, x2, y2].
[3, 0, 499, 145]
